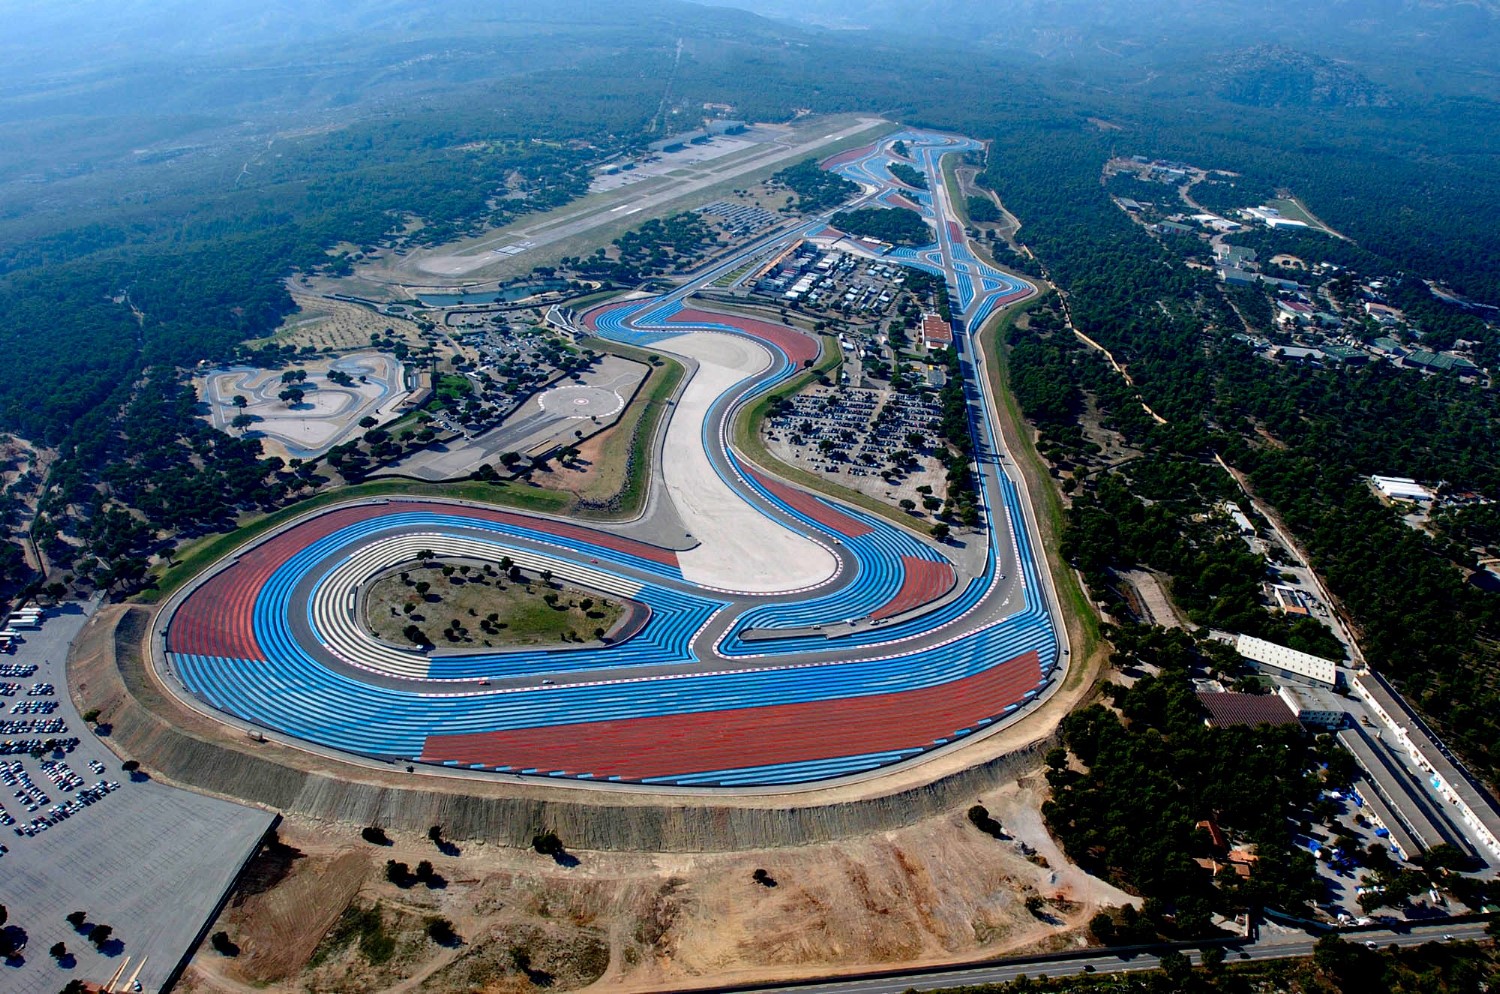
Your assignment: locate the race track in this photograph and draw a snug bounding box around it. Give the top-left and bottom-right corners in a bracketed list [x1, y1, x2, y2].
[158, 131, 1063, 789]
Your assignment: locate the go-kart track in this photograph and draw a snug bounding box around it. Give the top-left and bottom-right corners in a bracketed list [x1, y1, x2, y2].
[157, 131, 1067, 790]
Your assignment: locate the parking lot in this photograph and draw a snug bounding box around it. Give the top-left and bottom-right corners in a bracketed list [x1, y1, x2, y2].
[0, 599, 275, 994]
[765, 385, 950, 513]
[694, 200, 780, 239]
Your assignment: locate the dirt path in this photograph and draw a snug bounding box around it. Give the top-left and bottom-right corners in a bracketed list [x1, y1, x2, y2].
[1120, 569, 1192, 630]
[1068, 325, 1168, 426]
[1212, 454, 1365, 664]
[956, 164, 1023, 250]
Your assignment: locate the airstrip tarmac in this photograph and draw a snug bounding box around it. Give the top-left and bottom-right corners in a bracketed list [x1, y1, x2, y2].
[357, 115, 892, 285]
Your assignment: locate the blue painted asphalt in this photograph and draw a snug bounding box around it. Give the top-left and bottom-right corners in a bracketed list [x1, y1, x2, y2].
[167, 131, 1057, 787]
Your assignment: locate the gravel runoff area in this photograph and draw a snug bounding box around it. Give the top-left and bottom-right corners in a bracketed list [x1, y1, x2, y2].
[653, 331, 838, 593]
[0, 599, 274, 994]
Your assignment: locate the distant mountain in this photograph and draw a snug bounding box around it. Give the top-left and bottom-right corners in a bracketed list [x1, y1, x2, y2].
[0, 0, 802, 123]
[707, 0, 1500, 66]
[0, 0, 794, 84]
[1215, 46, 1396, 109]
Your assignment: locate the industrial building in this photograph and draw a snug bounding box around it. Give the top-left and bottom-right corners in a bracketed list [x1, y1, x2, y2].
[1371, 475, 1434, 503]
[1352, 672, 1500, 861]
[1270, 584, 1310, 616]
[1197, 690, 1298, 728]
[1277, 684, 1348, 729]
[921, 314, 953, 350]
[1234, 633, 1339, 687]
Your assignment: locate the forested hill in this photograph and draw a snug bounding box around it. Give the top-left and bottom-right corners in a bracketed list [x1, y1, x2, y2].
[0, 0, 796, 81]
[713, 0, 1500, 68]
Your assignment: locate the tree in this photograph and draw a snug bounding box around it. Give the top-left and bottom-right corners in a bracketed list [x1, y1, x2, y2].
[65, 911, 87, 929]
[1088, 912, 1116, 945]
[210, 930, 238, 956]
[385, 859, 411, 886]
[416, 859, 434, 881]
[426, 917, 458, 945]
[1158, 949, 1193, 988]
[231, 394, 248, 409]
[931, 522, 951, 541]
[89, 925, 113, 948]
[967, 804, 1005, 839]
[428, 824, 444, 844]
[532, 831, 563, 857]
[49, 941, 66, 960]
[231, 413, 255, 431]
[361, 825, 391, 845]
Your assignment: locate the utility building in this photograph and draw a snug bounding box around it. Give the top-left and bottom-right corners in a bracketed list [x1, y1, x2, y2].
[921, 314, 953, 350]
[1235, 633, 1339, 687]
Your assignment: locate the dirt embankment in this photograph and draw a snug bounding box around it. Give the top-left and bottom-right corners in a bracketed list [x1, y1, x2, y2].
[182, 773, 1132, 994]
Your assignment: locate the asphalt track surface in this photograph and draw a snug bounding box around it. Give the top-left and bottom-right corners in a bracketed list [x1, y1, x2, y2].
[158, 131, 1069, 790]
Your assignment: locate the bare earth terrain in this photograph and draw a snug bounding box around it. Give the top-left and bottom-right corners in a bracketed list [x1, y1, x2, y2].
[181, 776, 1133, 994]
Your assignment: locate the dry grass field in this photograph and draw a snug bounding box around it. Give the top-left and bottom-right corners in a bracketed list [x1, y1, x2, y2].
[257, 291, 427, 353]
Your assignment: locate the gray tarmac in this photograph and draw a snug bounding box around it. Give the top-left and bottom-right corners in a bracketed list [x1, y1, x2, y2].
[0, 600, 274, 994]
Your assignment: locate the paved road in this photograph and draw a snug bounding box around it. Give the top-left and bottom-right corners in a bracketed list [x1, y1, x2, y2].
[726, 921, 1494, 994]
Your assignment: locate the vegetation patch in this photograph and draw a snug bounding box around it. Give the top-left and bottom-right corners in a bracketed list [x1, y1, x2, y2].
[831, 206, 933, 247]
[773, 157, 860, 212]
[1045, 626, 1339, 936]
[888, 161, 927, 190]
[366, 562, 626, 649]
[422, 921, 609, 992]
[304, 899, 435, 993]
